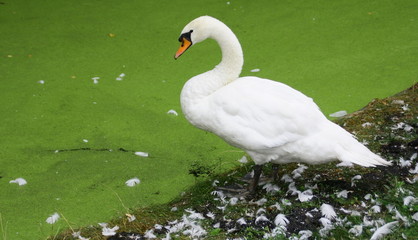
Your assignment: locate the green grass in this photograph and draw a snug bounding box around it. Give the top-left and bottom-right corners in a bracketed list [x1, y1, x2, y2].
[1, 0, 417, 239]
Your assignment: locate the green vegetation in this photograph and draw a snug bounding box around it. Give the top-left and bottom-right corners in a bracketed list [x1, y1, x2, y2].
[1, 0, 417, 239]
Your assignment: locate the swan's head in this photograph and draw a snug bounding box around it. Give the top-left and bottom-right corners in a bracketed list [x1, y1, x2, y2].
[174, 16, 220, 59]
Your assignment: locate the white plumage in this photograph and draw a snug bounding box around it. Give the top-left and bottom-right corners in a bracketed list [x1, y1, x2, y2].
[175, 16, 390, 191]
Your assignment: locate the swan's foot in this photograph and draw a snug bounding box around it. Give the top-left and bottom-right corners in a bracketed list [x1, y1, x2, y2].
[272, 164, 279, 182]
[216, 183, 249, 198]
[249, 164, 263, 195]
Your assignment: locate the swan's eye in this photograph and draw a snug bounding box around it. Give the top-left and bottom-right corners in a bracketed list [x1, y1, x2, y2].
[178, 30, 193, 43]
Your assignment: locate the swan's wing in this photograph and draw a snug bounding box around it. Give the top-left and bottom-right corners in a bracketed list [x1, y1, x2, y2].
[204, 76, 327, 150]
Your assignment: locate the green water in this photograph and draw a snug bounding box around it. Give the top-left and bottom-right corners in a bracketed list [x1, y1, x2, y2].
[1, 0, 417, 239]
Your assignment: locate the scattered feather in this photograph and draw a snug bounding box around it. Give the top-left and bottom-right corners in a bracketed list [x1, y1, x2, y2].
[167, 109, 178, 116]
[238, 155, 248, 163]
[125, 177, 140, 187]
[350, 210, 361, 216]
[143, 229, 156, 239]
[412, 212, 418, 221]
[134, 151, 149, 157]
[255, 215, 269, 224]
[399, 157, 412, 168]
[212, 180, 219, 187]
[336, 190, 350, 198]
[363, 216, 374, 227]
[298, 189, 314, 202]
[250, 68, 260, 72]
[394, 209, 408, 222]
[72, 231, 90, 240]
[98, 223, 108, 228]
[38, 80, 45, 84]
[371, 205, 381, 213]
[351, 175, 362, 186]
[237, 218, 247, 225]
[211, 190, 225, 198]
[403, 196, 416, 206]
[263, 183, 280, 193]
[185, 209, 205, 220]
[281, 198, 292, 206]
[229, 197, 239, 205]
[298, 230, 313, 240]
[386, 204, 395, 212]
[102, 225, 119, 236]
[274, 214, 289, 226]
[9, 178, 27, 186]
[126, 213, 136, 222]
[339, 207, 352, 214]
[320, 203, 336, 219]
[292, 164, 308, 178]
[409, 165, 418, 174]
[256, 208, 266, 216]
[391, 99, 405, 105]
[46, 212, 60, 224]
[92, 77, 99, 84]
[116, 73, 125, 81]
[270, 202, 282, 211]
[319, 217, 331, 227]
[254, 198, 267, 206]
[329, 110, 347, 118]
[287, 182, 299, 195]
[370, 221, 398, 240]
[281, 174, 293, 183]
[406, 175, 418, 184]
[362, 122, 373, 128]
[206, 212, 215, 220]
[348, 224, 363, 236]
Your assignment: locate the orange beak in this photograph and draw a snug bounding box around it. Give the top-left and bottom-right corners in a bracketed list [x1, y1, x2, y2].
[174, 37, 192, 59]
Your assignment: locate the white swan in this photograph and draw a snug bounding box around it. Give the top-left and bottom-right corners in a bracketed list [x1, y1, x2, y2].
[175, 16, 390, 192]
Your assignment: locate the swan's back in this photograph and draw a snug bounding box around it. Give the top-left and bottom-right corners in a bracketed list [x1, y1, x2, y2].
[193, 76, 327, 150]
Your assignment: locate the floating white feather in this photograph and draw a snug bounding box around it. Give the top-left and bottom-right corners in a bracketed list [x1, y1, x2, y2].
[125, 177, 140, 187]
[167, 109, 178, 116]
[9, 178, 27, 186]
[46, 212, 60, 224]
[134, 151, 149, 157]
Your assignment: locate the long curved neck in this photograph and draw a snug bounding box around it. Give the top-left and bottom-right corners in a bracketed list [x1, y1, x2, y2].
[211, 23, 244, 82]
[181, 20, 244, 111]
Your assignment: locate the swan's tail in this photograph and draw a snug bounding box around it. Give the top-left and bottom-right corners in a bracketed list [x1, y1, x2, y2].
[338, 143, 391, 167]
[330, 123, 392, 167]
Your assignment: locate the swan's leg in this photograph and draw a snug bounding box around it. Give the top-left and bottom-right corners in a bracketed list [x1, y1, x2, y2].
[250, 164, 263, 194]
[272, 164, 279, 181]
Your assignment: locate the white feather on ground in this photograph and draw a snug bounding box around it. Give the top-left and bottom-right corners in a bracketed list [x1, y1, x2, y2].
[370, 221, 398, 240]
[320, 203, 336, 219]
[274, 214, 289, 227]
